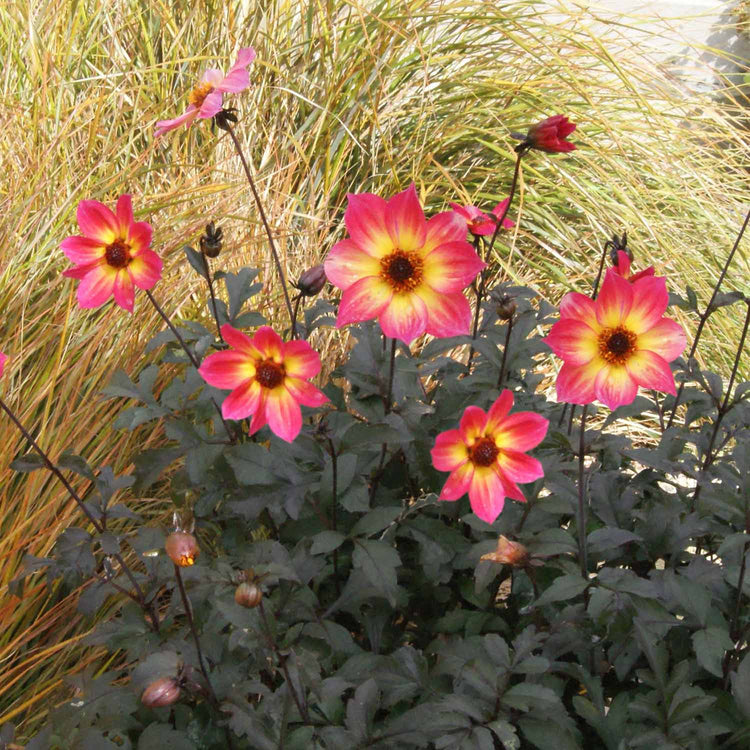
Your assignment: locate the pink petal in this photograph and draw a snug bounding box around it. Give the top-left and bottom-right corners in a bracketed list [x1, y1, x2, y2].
[0, 352, 6, 378]
[265, 388, 303, 442]
[484, 390, 515, 434]
[232, 47, 257, 70]
[324, 239, 381, 290]
[76, 266, 117, 309]
[76, 200, 119, 243]
[284, 377, 328, 408]
[252, 326, 283, 360]
[154, 107, 199, 137]
[624, 276, 668, 334]
[198, 90, 224, 119]
[223, 379, 263, 420]
[491, 198, 515, 228]
[467, 466, 506, 524]
[545, 318, 599, 365]
[493, 411, 549, 452]
[221, 324, 260, 357]
[459, 405, 488, 444]
[612, 250, 631, 278]
[422, 241, 485, 293]
[199, 351, 253, 389]
[416, 288, 472, 338]
[112, 270, 134, 312]
[63, 261, 101, 279]
[385, 184, 427, 253]
[128, 249, 163, 289]
[431, 430, 469, 471]
[248, 395, 268, 435]
[559, 291, 598, 324]
[115, 194, 134, 235]
[556, 361, 598, 405]
[636, 317, 686, 362]
[498, 450, 543, 484]
[217, 68, 250, 93]
[336, 276, 392, 327]
[378, 292, 428, 344]
[424, 211, 470, 251]
[596, 271, 633, 328]
[449, 204, 482, 222]
[439, 462, 474, 502]
[594, 365, 638, 410]
[282, 339, 322, 379]
[497, 469, 527, 503]
[625, 350, 676, 395]
[61, 236, 105, 265]
[344, 193, 392, 257]
[202, 69, 224, 86]
[128, 221, 153, 252]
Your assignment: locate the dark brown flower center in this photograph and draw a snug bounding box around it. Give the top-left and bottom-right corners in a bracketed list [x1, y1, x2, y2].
[105, 239, 131, 269]
[469, 437, 499, 467]
[255, 360, 284, 389]
[599, 326, 637, 365]
[380, 250, 423, 293]
[189, 82, 214, 108]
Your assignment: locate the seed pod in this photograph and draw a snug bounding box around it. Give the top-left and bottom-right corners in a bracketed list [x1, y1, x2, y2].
[141, 677, 181, 708]
[165, 531, 199, 567]
[200, 222, 223, 258]
[496, 295, 517, 321]
[294, 264, 327, 297]
[234, 581, 263, 608]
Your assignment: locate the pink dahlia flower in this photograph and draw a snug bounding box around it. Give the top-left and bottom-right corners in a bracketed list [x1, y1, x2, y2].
[0, 352, 6, 378]
[61, 195, 162, 313]
[525, 115, 576, 153]
[198, 324, 328, 443]
[545, 269, 687, 410]
[155, 47, 256, 137]
[324, 184, 485, 344]
[431, 390, 548, 524]
[450, 198, 515, 236]
[611, 250, 655, 284]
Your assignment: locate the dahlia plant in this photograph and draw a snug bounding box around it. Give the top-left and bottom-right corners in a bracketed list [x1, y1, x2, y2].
[4, 45, 750, 750]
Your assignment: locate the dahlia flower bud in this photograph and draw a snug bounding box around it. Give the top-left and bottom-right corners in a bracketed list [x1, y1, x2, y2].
[516, 115, 576, 154]
[294, 264, 327, 297]
[495, 295, 517, 321]
[481, 535, 529, 566]
[234, 581, 263, 608]
[165, 531, 199, 567]
[200, 222, 223, 258]
[141, 677, 181, 708]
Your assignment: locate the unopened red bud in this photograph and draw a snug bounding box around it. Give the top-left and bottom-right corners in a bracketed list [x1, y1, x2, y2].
[294, 264, 326, 297]
[496, 296, 517, 321]
[234, 581, 263, 608]
[481, 535, 529, 566]
[165, 531, 199, 567]
[518, 114, 576, 154]
[141, 677, 181, 708]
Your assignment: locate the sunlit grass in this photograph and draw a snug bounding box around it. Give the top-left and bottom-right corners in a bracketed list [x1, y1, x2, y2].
[1, 0, 749, 738]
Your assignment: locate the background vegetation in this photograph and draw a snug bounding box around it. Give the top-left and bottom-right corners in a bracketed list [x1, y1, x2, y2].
[1, 0, 748, 739]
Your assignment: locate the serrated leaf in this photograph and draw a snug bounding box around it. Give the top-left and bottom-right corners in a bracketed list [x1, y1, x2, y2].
[533, 574, 588, 607]
[311, 531, 347, 555]
[351, 507, 401, 537]
[352, 539, 400, 605]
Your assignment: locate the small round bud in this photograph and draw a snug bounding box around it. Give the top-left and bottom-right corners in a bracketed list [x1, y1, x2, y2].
[141, 677, 181, 708]
[165, 531, 199, 567]
[200, 222, 223, 258]
[294, 264, 326, 297]
[496, 295, 517, 321]
[234, 581, 263, 608]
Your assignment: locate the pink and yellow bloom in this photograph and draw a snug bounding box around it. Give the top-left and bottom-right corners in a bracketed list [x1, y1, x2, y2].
[431, 391, 548, 524]
[198, 324, 328, 443]
[324, 184, 485, 344]
[155, 47, 256, 137]
[611, 250, 655, 284]
[450, 199, 515, 236]
[61, 195, 162, 313]
[545, 269, 687, 410]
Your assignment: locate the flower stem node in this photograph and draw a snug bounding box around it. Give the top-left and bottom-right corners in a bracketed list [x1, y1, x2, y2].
[294, 264, 327, 297]
[200, 222, 223, 258]
[141, 677, 181, 708]
[165, 531, 200, 567]
[496, 295, 517, 321]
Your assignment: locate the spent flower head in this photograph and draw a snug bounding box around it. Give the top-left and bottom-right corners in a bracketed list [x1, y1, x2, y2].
[431, 390, 548, 524]
[324, 184, 485, 344]
[61, 195, 162, 313]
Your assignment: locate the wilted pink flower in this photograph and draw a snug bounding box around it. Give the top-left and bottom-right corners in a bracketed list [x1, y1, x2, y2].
[155, 48, 256, 137]
[324, 184, 485, 344]
[450, 198, 515, 236]
[611, 250, 655, 284]
[545, 269, 687, 410]
[431, 390, 548, 524]
[61, 195, 162, 313]
[198, 325, 328, 443]
[481, 535, 529, 566]
[523, 115, 576, 153]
